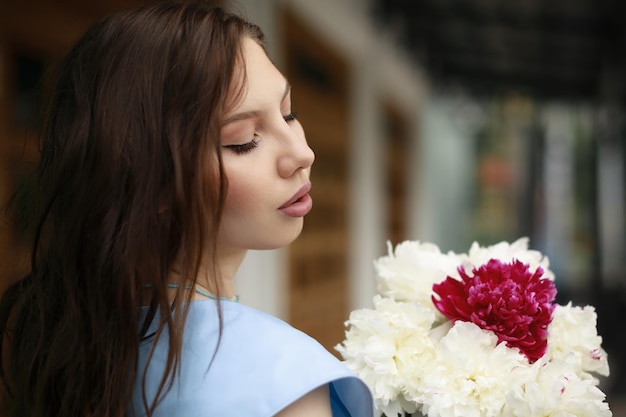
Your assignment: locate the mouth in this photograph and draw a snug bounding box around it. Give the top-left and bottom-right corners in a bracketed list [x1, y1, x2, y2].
[279, 183, 313, 217]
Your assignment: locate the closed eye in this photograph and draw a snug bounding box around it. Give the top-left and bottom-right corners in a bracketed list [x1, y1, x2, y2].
[224, 139, 259, 154]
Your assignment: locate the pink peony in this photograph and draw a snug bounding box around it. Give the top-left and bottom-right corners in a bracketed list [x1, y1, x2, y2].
[432, 259, 557, 362]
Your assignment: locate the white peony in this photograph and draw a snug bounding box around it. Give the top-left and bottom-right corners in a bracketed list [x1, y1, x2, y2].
[503, 358, 612, 417]
[335, 295, 436, 416]
[547, 303, 610, 378]
[464, 237, 555, 280]
[374, 241, 463, 317]
[417, 322, 528, 417]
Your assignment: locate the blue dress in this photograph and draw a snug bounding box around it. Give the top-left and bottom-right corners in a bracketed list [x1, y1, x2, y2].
[129, 300, 374, 417]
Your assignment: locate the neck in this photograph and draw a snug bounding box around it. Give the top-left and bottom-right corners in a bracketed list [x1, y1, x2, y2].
[169, 248, 247, 299]
[208, 247, 247, 297]
[158, 283, 240, 302]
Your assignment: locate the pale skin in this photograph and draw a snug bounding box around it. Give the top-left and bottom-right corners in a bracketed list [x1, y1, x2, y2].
[274, 385, 331, 417]
[186, 37, 330, 416]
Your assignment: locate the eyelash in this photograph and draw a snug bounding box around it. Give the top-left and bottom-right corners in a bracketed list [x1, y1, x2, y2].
[223, 112, 297, 155]
[224, 139, 259, 155]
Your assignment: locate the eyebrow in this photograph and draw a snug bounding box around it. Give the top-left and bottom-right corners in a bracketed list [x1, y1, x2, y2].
[222, 81, 291, 126]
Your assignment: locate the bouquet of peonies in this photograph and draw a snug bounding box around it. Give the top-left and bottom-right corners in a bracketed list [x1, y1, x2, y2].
[336, 238, 611, 417]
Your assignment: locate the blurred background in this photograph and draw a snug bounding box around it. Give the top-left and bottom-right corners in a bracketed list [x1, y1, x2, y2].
[0, 0, 624, 412]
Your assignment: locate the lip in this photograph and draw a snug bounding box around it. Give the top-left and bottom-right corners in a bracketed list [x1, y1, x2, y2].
[279, 182, 313, 217]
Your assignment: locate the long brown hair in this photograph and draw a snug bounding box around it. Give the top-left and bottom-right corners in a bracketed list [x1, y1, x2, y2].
[0, 2, 263, 416]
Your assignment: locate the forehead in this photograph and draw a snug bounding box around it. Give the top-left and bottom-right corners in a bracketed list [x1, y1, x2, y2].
[226, 37, 286, 113]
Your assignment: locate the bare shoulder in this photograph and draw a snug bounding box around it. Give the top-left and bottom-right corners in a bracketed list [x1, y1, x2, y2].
[274, 384, 332, 417]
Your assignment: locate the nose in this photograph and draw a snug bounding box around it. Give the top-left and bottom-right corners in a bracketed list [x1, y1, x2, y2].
[277, 124, 315, 178]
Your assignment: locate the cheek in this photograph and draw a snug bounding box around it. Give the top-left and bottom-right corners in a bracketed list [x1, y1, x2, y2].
[221, 149, 278, 220]
[222, 169, 266, 217]
[223, 177, 245, 213]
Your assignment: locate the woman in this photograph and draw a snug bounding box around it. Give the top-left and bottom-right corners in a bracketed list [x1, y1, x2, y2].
[0, 2, 374, 417]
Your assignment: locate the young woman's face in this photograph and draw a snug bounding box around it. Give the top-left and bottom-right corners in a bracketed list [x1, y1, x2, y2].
[217, 37, 315, 253]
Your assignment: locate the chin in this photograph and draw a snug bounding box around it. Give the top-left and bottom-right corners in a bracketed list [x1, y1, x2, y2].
[253, 224, 304, 250]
